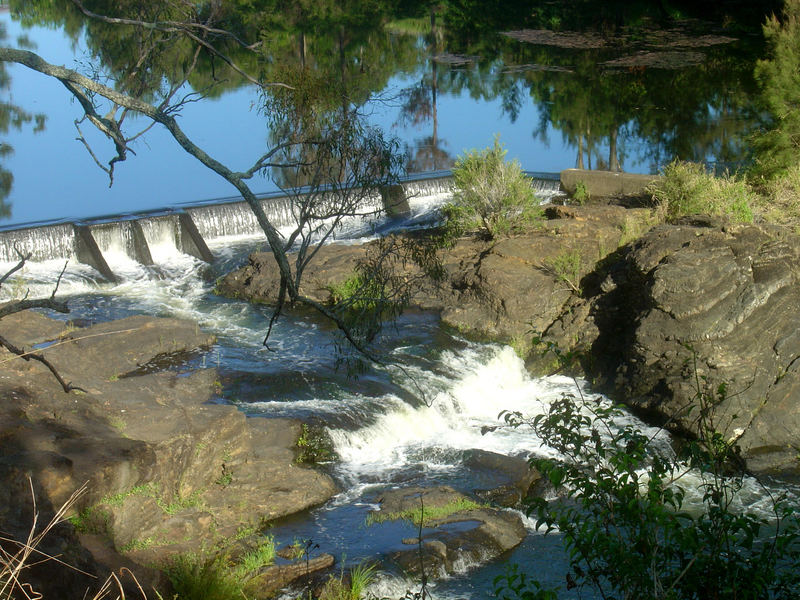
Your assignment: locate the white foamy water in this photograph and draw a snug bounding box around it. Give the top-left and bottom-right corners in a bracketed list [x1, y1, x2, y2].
[328, 344, 666, 479]
[3, 185, 797, 600]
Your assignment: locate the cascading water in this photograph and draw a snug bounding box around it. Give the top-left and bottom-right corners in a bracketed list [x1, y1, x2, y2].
[0, 222, 75, 262]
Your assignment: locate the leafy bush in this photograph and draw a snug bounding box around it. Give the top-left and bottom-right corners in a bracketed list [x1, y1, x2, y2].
[443, 137, 543, 239]
[296, 423, 336, 464]
[496, 370, 800, 599]
[572, 180, 589, 205]
[647, 161, 754, 223]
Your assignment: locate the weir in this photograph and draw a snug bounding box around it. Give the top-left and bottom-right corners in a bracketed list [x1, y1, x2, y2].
[0, 171, 562, 280]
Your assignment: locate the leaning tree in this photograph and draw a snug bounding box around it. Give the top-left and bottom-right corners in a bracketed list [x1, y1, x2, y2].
[0, 0, 435, 377]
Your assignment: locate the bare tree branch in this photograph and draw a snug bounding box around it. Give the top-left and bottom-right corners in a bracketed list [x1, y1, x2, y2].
[0, 333, 84, 393]
[0, 46, 299, 305]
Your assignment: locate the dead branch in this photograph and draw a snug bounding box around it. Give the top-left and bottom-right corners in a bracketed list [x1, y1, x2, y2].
[0, 334, 85, 393]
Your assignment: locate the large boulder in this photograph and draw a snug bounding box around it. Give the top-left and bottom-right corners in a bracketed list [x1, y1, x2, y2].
[369, 486, 526, 578]
[543, 220, 800, 475]
[217, 205, 653, 354]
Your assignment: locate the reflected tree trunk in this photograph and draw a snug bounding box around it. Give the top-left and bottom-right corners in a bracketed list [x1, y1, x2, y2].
[609, 126, 619, 172]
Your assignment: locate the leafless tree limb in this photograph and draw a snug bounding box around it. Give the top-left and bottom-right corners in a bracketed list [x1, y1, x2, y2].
[0, 333, 84, 393]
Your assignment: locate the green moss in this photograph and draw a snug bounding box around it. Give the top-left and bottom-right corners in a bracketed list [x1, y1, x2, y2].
[366, 498, 484, 527]
[156, 490, 203, 515]
[119, 536, 160, 553]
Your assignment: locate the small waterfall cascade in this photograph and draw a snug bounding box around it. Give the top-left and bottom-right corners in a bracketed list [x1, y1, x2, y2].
[0, 171, 564, 281]
[89, 221, 154, 266]
[0, 223, 75, 263]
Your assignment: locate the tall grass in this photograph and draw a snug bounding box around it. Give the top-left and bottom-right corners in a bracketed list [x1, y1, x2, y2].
[647, 161, 754, 223]
[1, 479, 146, 600]
[164, 553, 241, 600]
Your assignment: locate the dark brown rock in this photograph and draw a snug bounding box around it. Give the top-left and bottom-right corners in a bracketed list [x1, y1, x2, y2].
[542, 222, 800, 475]
[0, 311, 337, 598]
[463, 449, 541, 507]
[370, 486, 525, 578]
[217, 205, 653, 358]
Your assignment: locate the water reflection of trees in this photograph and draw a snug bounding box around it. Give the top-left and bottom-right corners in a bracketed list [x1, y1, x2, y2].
[0, 20, 46, 221]
[439, 0, 766, 173]
[7, 0, 776, 180]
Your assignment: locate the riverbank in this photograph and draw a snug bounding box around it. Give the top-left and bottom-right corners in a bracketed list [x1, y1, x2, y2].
[5, 195, 800, 598]
[0, 311, 337, 598]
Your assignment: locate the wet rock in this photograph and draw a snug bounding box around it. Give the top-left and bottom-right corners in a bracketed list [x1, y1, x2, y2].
[542, 222, 800, 475]
[250, 553, 335, 599]
[0, 311, 337, 598]
[218, 205, 653, 357]
[370, 486, 525, 579]
[463, 449, 541, 507]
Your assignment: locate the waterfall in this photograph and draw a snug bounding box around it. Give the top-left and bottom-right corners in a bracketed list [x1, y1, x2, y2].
[0, 223, 75, 263]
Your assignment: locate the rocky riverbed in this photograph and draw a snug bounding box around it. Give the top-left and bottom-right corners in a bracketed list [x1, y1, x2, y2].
[0, 311, 336, 598]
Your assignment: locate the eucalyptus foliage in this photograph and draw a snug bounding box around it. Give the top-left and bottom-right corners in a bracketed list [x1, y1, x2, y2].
[753, 0, 800, 180]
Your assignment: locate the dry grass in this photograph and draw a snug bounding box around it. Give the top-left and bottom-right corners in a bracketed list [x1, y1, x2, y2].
[754, 163, 800, 226]
[0, 478, 147, 600]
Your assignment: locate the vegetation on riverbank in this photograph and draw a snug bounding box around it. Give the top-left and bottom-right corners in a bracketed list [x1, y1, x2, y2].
[441, 137, 544, 241]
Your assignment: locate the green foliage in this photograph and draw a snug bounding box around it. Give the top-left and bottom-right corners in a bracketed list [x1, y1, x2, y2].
[233, 536, 276, 578]
[366, 498, 482, 527]
[752, 0, 800, 180]
[494, 564, 559, 600]
[543, 249, 583, 295]
[318, 561, 379, 600]
[443, 137, 544, 240]
[296, 423, 336, 464]
[164, 553, 242, 600]
[348, 561, 378, 599]
[328, 272, 381, 313]
[214, 464, 233, 488]
[754, 162, 800, 225]
[497, 371, 800, 599]
[572, 180, 589, 205]
[156, 490, 203, 516]
[647, 161, 754, 223]
[327, 234, 445, 370]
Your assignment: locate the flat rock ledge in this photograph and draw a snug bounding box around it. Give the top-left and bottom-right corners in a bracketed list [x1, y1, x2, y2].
[0, 311, 337, 599]
[217, 204, 654, 354]
[370, 486, 526, 578]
